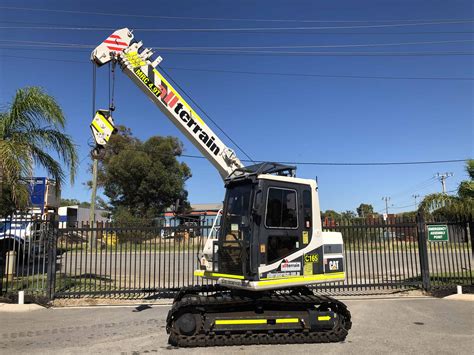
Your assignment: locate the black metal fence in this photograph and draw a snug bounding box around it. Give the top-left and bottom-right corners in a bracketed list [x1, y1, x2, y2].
[53, 219, 212, 297]
[0, 215, 57, 299]
[1, 214, 472, 299]
[321, 215, 473, 292]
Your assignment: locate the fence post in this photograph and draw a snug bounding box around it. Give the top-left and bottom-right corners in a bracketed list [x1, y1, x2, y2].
[46, 217, 58, 301]
[469, 214, 473, 257]
[416, 212, 431, 291]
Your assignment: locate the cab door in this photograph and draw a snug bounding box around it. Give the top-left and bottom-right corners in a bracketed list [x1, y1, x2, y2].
[256, 181, 305, 275]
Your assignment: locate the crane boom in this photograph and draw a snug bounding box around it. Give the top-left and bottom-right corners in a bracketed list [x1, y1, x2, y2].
[91, 28, 243, 180]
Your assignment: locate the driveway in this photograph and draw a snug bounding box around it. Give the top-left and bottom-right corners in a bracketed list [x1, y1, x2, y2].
[1, 296, 473, 354]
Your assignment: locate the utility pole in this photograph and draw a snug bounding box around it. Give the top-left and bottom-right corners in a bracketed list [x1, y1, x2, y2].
[89, 156, 98, 224]
[382, 196, 391, 215]
[412, 194, 420, 209]
[89, 154, 99, 249]
[436, 172, 453, 194]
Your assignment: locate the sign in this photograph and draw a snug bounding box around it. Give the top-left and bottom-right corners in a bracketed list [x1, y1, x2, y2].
[280, 260, 301, 272]
[427, 225, 449, 242]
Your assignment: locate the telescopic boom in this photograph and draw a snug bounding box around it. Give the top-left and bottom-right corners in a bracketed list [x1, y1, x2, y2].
[91, 28, 243, 180]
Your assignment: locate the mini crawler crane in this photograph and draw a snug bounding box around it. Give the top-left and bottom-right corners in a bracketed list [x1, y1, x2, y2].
[91, 28, 351, 347]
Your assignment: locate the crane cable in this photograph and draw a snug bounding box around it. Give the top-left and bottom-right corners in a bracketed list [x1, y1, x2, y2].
[109, 59, 117, 112]
[91, 62, 96, 120]
[160, 67, 255, 163]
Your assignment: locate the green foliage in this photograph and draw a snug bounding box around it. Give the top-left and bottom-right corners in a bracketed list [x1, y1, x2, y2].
[60, 198, 80, 206]
[60, 198, 91, 208]
[96, 126, 191, 218]
[418, 159, 474, 219]
[112, 206, 158, 243]
[356, 203, 375, 217]
[0, 87, 78, 215]
[321, 210, 341, 220]
[466, 159, 474, 179]
[340, 210, 357, 219]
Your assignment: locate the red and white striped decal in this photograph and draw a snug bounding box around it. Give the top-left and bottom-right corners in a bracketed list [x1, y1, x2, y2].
[103, 34, 128, 52]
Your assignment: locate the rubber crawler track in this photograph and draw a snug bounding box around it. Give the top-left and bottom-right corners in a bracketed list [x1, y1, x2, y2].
[166, 286, 352, 347]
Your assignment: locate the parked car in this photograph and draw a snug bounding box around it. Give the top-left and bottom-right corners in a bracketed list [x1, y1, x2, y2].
[0, 218, 47, 259]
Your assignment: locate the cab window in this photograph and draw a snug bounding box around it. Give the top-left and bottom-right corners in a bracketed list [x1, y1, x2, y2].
[265, 188, 298, 229]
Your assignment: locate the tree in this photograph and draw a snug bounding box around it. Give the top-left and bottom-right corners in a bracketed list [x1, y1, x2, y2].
[96, 126, 191, 218]
[60, 198, 80, 206]
[418, 159, 474, 219]
[321, 210, 341, 220]
[60, 198, 91, 208]
[356, 203, 375, 218]
[341, 210, 357, 219]
[0, 87, 78, 215]
[457, 159, 474, 199]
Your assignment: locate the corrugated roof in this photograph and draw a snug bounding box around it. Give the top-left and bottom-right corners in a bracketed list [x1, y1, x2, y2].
[190, 203, 223, 211]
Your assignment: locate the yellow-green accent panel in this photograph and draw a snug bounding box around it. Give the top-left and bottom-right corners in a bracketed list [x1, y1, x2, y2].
[194, 270, 245, 280]
[258, 272, 345, 286]
[215, 319, 267, 325]
[276, 318, 300, 324]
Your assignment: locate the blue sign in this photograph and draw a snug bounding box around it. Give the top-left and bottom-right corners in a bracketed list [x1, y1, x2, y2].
[28, 177, 47, 208]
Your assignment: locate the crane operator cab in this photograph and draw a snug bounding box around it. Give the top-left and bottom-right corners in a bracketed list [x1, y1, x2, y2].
[196, 163, 345, 291]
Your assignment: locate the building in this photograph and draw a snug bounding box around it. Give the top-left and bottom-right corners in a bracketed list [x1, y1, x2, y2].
[58, 205, 109, 228]
[163, 203, 223, 227]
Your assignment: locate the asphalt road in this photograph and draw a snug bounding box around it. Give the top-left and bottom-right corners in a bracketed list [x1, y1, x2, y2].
[1, 297, 473, 354]
[56, 249, 473, 291]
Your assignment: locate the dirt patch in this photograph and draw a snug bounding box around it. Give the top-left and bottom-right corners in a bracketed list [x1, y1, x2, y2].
[427, 285, 473, 298]
[0, 293, 50, 307]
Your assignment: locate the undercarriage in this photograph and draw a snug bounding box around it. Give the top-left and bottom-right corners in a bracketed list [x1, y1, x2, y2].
[166, 285, 352, 347]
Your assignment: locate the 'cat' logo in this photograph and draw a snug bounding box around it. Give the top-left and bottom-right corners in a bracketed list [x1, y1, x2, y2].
[329, 260, 339, 271]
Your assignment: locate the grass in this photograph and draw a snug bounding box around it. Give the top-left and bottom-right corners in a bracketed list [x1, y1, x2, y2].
[2, 273, 120, 294]
[1, 274, 48, 293]
[57, 237, 204, 253]
[404, 270, 474, 286]
[344, 241, 471, 252]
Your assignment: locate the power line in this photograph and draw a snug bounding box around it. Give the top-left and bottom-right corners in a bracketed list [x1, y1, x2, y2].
[371, 178, 438, 211]
[3, 55, 473, 81]
[3, 21, 474, 35]
[389, 177, 438, 200]
[2, 6, 473, 24]
[164, 66, 474, 81]
[1, 45, 472, 57]
[256, 159, 469, 166]
[157, 50, 474, 57]
[3, 38, 473, 49]
[159, 67, 255, 163]
[1, 20, 474, 32]
[151, 39, 474, 49]
[387, 202, 419, 210]
[83, 145, 469, 167]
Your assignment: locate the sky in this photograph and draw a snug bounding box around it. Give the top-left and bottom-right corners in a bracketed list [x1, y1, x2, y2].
[0, 0, 473, 215]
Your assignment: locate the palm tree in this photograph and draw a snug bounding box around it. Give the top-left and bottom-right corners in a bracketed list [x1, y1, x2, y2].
[418, 159, 474, 219]
[0, 87, 78, 214]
